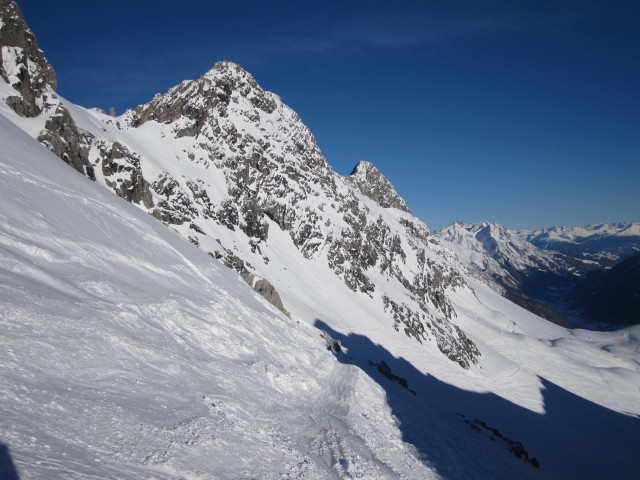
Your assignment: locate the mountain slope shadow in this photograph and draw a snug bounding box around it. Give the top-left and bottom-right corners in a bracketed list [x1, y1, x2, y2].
[0, 442, 20, 480]
[314, 319, 640, 480]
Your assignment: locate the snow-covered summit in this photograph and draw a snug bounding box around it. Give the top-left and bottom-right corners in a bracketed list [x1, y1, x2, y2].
[346, 160, 410, 212]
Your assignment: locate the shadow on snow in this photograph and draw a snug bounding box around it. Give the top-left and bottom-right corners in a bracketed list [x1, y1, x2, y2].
[0, 442, 20, 480]
[314, 319, 640, 480]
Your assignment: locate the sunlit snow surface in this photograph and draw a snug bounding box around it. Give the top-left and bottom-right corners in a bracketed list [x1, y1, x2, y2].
[1, 111, 639, 479]
[0, 115, 434, 479]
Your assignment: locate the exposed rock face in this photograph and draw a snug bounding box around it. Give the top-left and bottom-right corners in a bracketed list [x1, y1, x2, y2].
[0, 0, 56, 117]
[0, 1, 96, 178]
[1, 9, 481, 368]
[347, 160, 409, 212]
[241, 272, 290, 317]
[1, 1, 156, 204]
[36, 105, 96, 179]
[95, 140, 154, 208]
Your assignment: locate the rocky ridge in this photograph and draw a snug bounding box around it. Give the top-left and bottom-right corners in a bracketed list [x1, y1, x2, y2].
[0, 2, 480, 368]
[0, 0, 55, 116]
[346, 160, 410, 212]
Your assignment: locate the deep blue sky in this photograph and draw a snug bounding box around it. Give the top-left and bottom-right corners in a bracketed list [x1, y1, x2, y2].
[18, 0, 640, 230]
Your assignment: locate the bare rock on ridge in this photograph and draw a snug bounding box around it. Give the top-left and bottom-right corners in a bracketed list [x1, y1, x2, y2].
[347, 160, 410, 213]
[0, 0, 57, 117]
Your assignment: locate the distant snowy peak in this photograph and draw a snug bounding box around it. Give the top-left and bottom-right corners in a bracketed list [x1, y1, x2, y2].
[438, 221, 567, 278]
[0, 0, 56, 117]
[437, 221, 582, 326]
[346, 160, 410, 213]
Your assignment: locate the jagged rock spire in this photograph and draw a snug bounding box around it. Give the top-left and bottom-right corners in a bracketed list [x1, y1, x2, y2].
[347, 160, 410, 212]
[0, 0, 57, 116]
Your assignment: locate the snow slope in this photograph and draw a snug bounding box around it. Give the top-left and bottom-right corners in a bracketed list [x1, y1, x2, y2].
[0, 114, 442, 479]
[3, 91, 640, 480]
[1, 57, 484, 370]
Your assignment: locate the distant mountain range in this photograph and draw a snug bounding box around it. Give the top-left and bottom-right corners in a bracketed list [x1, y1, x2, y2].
[438, 221, 640, 327]
[520, 223, 640, 265]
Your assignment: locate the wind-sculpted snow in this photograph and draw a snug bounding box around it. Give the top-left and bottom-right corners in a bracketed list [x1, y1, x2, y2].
[0, 108, 570, 480]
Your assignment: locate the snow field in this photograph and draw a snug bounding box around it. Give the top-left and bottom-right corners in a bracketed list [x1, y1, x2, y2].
[0, 114, 442, 478]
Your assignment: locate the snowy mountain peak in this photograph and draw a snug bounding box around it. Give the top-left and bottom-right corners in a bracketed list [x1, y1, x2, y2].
[347, 160, 410, 212]
[521, 222, 640, 243]
[0, 5, 481, 370]
[135, 58, 279, 122]
[439, 221, 580, 277]
[440, 222, 523, 255]
[204, 60, 256, 82]
[0, 0, 57, 116]
[437, 221, 584, 326]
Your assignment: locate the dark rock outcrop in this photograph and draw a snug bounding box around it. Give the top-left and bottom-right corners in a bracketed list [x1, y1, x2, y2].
[98, 140, 154, 207]
[241, 272, 290, 317]
[460, 415, 540, 468]
[0, 0, 56, 117]
[369, 360, 416, 394]
[36, 105, 95, 179]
